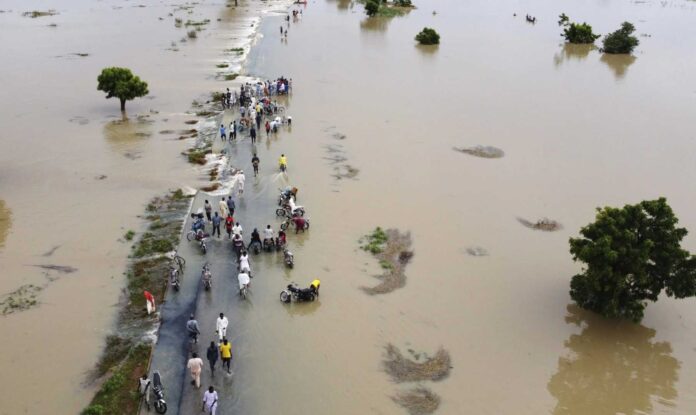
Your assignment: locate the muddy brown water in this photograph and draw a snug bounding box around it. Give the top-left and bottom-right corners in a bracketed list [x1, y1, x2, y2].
[2, 0, 696, 413]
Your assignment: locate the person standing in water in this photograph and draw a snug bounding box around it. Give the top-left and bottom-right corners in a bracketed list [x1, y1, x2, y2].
[251, 153, 260, 176]
[219, 124, 226, 141]
[250, 125, 257, 144]
[187, 352, 204, 388]
[206, 341, 218, 378]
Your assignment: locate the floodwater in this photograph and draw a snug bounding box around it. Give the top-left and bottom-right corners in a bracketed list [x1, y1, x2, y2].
[1, 0, 696, 413]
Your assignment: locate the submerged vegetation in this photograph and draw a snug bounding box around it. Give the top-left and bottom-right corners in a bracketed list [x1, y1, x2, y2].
[0, 284, 42, 315]
[558, 13, 600, 44]
[569, 198, 696, 322]
[415, 27, 440, 45]
[383, 344, 452, 382]
[23, 10, 57, 18]
[517, 217, 562, 232]
[360, 227, 414, 294]
[362, 0, 414, 17]
[392, 387, 441, 415]
[602, 22, 639, 54]
[83, 190, 190, 414]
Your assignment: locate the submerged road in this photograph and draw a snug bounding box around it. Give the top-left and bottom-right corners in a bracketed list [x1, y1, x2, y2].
[144, 108, 294, 415]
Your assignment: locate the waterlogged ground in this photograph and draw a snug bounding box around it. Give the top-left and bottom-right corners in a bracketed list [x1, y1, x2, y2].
[1, 0, 696, 414]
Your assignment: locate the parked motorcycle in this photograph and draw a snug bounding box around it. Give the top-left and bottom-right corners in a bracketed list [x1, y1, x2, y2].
[249, 240, 261, 255]
[201, 263, 212, 291]
[280, 216, 310, 232]
[283, 247, 294, 268]
[263, 238, 275, 252]
[280, 280, 320, 303]
[186, 230, 208, 255]
[152, 371, 167, 414]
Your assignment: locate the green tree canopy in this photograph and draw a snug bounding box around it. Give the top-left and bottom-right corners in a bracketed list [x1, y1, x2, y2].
[558, 13, 600, 44]
[569, 198, 696, 322]
[602, 22, 639, 54]
[364, 0, 379, 16]
[415, 27, 440, 45]
[97, 67, 149, 112]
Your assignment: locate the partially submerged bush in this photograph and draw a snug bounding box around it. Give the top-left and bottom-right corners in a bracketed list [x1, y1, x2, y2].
[602, 22, 639, 54]
[365, 0, 380, 16]
[187, 30, 197, 39]
[394, 0, 413, 6]
[415, 27, 440, 45]
[383, 344, 451, 382]
[392, 387, 441, 415]
[558, 13, 600, 44]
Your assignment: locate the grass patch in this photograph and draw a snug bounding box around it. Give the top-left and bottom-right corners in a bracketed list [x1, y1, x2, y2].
[132, 235, 174, 258]
[187, 30, 197, 39]
[94, 336, 134, 377]
[224, 73, 238, 81]
[195, 110, 217, 117]
[23, 10, 57, 18]
[392, 387, 441, 415]
[185, 146, 211, 165]
[201, 183, 221, 192]
[216, 63, 229, 68]
[185, 19, 210, 27]
[83, 343, 151, 415]
[0, 284, 42, 316]
[184, 119, 198, 125]
[209, 168, 219, 181]
[383, 344, 451, 382]
[359, 228, 414, 295]
[124, 230, 135, 241]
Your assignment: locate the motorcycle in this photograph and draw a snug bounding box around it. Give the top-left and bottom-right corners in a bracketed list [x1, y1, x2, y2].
[152, 371, 167, 414]
[249, 240, 262, 255]
[263, 238, 275, 252]
[186, 230, 208, 255]
[280, 216, 310, 232]
[201, 263, 212, 291]
[278, 187, 298, 206]
[280, 280, 320, 303]
[283, 247, 294, 268]
[275, 198, 305, 218]
[169, 267, 180, 291]
[238, 272, 251, 299]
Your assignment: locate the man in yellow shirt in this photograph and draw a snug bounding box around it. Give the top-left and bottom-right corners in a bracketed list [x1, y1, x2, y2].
[219, 339, 233, 374]
[278, 154, 287, 172]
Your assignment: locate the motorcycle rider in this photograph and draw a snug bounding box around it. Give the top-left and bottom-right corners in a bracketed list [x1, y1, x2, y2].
[232, 234, 244, 258]
[201, 264, 212, 289]
[232, 222, 243, 238]
[239, 250, 251, 274]
[277, 229, 287, 247]
[191, 214, 206, 237]
[248, 228, 262, 251]
[186, 314, 201, 344]
[238, 270, 251, 296]
[263, 225, 275, 248]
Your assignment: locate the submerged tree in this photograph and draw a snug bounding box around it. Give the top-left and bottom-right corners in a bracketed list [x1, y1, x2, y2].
[602, 22, 639, 54]
[364, 0, 380, 16]
[415, 27, 440, 45]
[97, 67, 149, 112]
[558, 13, 600, 44]
[569, 198, 696, 322]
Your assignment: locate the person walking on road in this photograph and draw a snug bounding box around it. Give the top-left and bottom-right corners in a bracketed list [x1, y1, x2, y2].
[250, 125, 257, 144]
[204, 200, 212, 222]
[219, 339, 233, 374]
[216, 313, 229, 341]
[219, 197, 229, 218]
[252, 154, 260, 177]
[212, 212, 222, 238]
[236, 171, 245, 196]
[187, 314, 201, 344]
[206, 342, 219, 378]
[225, 215, 234, 239]
[230, 120, 237, 141]
[265, 120, 271, 137]
[220, 124, 227, 141]
[226, 196, 235, 217]
[187, 352, 204, 388]
[138, 373, 152, 410]
[202, 386, 219, 415]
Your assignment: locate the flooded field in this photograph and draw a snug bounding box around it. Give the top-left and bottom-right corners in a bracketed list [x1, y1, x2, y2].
[1, 0, 696, 413]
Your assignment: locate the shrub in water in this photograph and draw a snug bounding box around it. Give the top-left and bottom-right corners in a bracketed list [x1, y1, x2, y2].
[602, 22, 639, 54]
[415, 27, 440, 45]
[558, 13, 600, 44]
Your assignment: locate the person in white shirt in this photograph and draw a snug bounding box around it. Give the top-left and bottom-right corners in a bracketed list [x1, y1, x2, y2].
[236, 170, 245, 195]
[263, 225, 274, 242]
[187, 353, 204, 389]
[238, 271, 251, 295]
[202, 386, 219, 415]
[216, 313, 228, 341]
[232, 222, 243, 237]
[239, 251, 251, 274]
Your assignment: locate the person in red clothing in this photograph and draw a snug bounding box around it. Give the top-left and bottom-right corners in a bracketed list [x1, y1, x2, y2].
[225, 215, 234, 239]
[291, 216, 306, 234]
[144, 290, 156, 315]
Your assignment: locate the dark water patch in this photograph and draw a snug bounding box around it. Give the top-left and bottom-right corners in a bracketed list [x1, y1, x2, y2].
[517, 217, 563, 231]
[453, 145, 505, 158]
[384, 344, 452, 382]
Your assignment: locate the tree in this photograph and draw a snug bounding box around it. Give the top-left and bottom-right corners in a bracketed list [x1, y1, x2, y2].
[415, 27, 440, 45]
[558, 13, 600, 44]
[602, 22, 639, 54]
[364, 0, 379, 16]
[97, 67, 149, 112]
[569, 198, 696, 322]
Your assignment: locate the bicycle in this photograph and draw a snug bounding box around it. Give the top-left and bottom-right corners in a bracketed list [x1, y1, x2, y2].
[170, 249, 185, 272]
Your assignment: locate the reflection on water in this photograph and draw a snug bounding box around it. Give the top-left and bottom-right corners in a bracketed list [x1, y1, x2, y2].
[282, 299, 322, 317]
[0, 200, 11, 249]
[548, 305, 679, 415]
[415, 44, 439, 56]
[328, 0, 353, 10]
[553, 44, 595, 67]
[601, 53, 637, 79]
[360, 16, 391, 32]
[103, 115, 154, 158]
